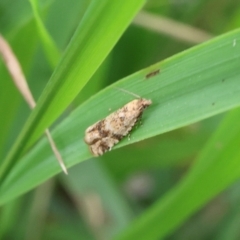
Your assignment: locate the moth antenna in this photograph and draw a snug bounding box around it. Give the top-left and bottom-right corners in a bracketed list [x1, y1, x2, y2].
[114, 87, 141, 99]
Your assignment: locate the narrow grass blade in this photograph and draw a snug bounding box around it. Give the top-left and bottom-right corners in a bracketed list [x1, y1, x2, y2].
[0, 29, 240, 204]
[116, 108, 240, 240]
[0, 0, 146, 181]
[0, 35, 67, 174]
[28, 0, 60, 67]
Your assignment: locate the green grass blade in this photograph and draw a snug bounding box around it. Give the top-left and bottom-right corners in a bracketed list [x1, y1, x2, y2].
[116, 108, 240, 240]
[0, 29, 240, 205]
[28, 0, 60, 67]
[24, 0, 146, 148]
[102, 125, 213, 179]
[0, 20, 39, 159]
[0, 0, 146, 180]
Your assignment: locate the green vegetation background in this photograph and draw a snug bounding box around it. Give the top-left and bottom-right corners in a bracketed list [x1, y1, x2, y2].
[1, 0, 240, 239]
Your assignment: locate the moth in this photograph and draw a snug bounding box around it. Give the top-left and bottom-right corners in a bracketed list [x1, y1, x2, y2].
[84, 97, 152, 156]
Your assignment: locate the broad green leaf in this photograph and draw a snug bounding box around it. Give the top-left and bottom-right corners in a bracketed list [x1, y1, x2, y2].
[116, 108, 240, 240]
[0, 0, 146, 180]
[0, 29, 240, 205]
[102, 123, 215, 180]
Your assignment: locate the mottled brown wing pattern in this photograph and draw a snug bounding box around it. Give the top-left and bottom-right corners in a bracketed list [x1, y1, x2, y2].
[84, 99, 152, 156]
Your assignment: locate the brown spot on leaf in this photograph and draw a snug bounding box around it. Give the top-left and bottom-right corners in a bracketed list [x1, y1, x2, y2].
[145, 69, 160, 79]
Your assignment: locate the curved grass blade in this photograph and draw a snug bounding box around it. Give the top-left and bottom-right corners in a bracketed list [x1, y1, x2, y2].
[116, 108, 240, 240]
[0, 0, 146, 181]
[28, 0, 60, 67]
[0, 29, 240, 204]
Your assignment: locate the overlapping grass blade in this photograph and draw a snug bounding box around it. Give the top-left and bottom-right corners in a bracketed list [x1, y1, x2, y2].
[116, 108, 240, 240]
[0, 0, 146, 180]
[0, 29, 240, 204]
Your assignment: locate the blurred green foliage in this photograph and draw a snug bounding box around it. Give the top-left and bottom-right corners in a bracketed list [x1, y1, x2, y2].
[0, 0, 240, 240]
